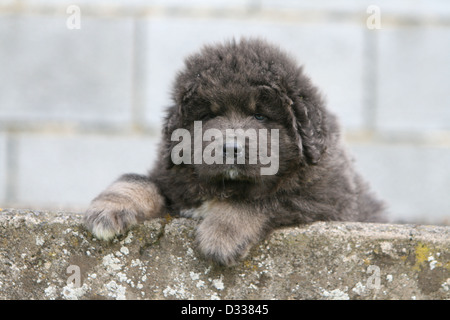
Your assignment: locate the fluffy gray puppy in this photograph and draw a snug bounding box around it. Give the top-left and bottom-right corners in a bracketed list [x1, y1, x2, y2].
[84, 38, 386, 266]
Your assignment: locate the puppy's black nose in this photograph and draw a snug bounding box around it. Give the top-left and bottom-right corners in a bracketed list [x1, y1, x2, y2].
[223, 142, 243, 157]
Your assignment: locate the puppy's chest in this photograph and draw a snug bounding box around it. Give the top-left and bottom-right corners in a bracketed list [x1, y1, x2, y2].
[179, 200, 215, 219]
[179, 199, 242, 219]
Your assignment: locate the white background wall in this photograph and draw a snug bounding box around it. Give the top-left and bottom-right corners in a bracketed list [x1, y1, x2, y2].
[1, 0, 449, 225]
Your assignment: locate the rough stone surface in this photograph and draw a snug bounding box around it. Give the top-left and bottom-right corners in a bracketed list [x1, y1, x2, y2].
[0, 208, 449, 300]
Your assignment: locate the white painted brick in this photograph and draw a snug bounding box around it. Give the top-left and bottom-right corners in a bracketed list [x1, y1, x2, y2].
[19, 0, 450, 17]
[349, 143, 450, 224]
[21, 0, 254, 8]
[260, 0, 450, 17]
[0, 15, 134, 125]
[145, 17, 367, 130]
[0, 133, 7, 204]
[14, 133, 160, 209]
[377, 26, 450, 131]
[365, 0, 450, 18]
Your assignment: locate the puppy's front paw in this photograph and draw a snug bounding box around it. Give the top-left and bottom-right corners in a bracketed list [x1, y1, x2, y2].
[83, 174, 166, 241]
[84, 202, 138, 241]
[196, 220, 253, 266]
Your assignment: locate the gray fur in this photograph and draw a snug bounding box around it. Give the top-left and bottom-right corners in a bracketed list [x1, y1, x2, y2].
[84, 38, 386, 266]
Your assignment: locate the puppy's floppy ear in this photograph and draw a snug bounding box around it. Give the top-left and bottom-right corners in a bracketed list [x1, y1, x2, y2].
[163, 105, 182, 136]
[259, 84, 307, 164]
[173, 64, 201, 106]
[291, 90, 328, 165]
[167, 71, 200, 136]
[275, 80, 327, 165]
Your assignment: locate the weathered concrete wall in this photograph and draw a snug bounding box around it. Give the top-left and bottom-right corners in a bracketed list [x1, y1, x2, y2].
[0, 208, 449, 300]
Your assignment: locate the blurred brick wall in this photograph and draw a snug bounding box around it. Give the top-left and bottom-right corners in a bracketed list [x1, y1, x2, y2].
[0, 0, 449, 224]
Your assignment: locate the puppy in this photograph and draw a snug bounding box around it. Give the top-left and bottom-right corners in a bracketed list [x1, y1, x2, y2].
[84, 38, 386, 266]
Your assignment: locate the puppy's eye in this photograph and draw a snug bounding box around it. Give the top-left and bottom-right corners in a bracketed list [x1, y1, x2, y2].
[254, 114, 267, 121]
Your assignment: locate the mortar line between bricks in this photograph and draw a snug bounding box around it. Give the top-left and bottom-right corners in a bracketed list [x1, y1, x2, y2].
[2, 5, 450, 27]
[4, 132, 19, 205]
[2, 123, 450, 147]
[130, 18, 149, 132]
[0, 122, 161, 137]
[362, 28, 379, 131]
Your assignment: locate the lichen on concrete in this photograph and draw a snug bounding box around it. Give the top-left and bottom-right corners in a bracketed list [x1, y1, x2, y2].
[0, 208, 449, 300]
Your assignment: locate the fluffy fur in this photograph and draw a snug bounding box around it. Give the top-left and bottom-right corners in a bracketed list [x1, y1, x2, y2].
[84, 38, 386, 266]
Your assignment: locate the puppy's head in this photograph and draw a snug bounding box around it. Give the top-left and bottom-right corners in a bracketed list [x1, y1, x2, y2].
[164, 38, 331, 189]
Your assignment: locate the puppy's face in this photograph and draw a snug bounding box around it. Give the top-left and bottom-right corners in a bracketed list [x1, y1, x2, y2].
[170, 85, 301, 186]
[166, 39, 330, 196]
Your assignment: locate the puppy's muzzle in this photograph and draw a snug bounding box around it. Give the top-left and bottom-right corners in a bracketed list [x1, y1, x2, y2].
[223, 141, 244, 158]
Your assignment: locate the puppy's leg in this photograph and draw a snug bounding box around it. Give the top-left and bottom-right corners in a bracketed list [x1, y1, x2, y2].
[195, 201, 269, 266]
[84, 174, 165, 241]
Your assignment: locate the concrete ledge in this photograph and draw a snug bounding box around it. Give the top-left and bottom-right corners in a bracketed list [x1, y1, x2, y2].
[0, 208, 449, 300]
